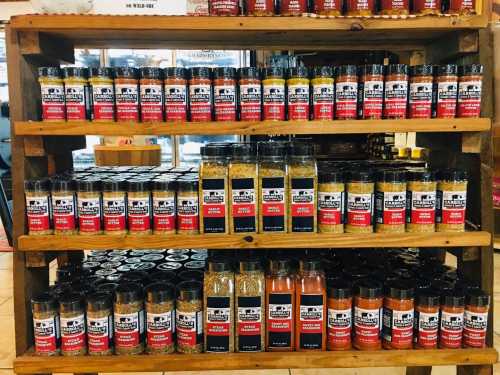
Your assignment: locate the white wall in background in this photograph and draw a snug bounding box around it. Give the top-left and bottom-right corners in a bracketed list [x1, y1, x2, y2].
[0, 2, 34, 21]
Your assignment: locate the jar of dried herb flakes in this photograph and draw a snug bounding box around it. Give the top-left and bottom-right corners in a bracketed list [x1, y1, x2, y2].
[229, 143, 258, 234]
[32, 292, 60, 356]
[346, 171, 374, 233]
[236, 258, 265, 352]
[102, 180, 127, 235]
[258, 142, 288, 233]
[406, 170, 437, 233]
[375, 169, 407, 233]
[59, 293, 87, 356]
[25, 178, 53, 235]
[436, 169, 468, 232]
[114, 282, 145, 355]
[145, 282, 176, 354]
[77, 179, 102, 235]
[51, 178, 77, 235]
[318, 169, 344, 233]
[177, 178, 200, 235]
[152, 179, 176, 235]
[176, 281, 204, 354]
[86, 292, 114, 356]
[199, 145, 229, 234]
[127, 180, 152, 235]
[204, 257, 235, 353]
[39, 67, 65, 121]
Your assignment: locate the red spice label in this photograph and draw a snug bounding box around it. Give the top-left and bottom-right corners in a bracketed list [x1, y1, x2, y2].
[381, 0, 409, 10]
[128, 197, 151, 232]
[65, 83, 87, 121]
[87, 315, 113, 353]
[60, 314, 86, 353]
[360, 80, 383, 119]
[147, 311, 174, 349]
[34, 317, 59, 354]
[328, 308, 352, 347]
[240, 83, 261, 121]
[414, 0, 439, 10]
[463, 310, 488, 348]
[210, 0, 239, 14]
[78, 197, 101, 233]
[262, 187, 285, 216]
[288, 83, 310, 121]
[206, 298, 231, 353]
[291, 188, 315, 217]
[347, 192, 373, 227]
[347, 0, 374, 10]
[190, 84, 212, 122]
[91, 83, 115, 121]
[281, 0, 307, 12]
[268, 298, 293, 333]
[177, 195, 199, 231]
[115, 83, 139, 122]
[177, 310, 202, 347]
[354, 306, 381, 345]
[247, 0, 274, 12]
[214, 84, 237, 121]
[52, 195, 76, 231]
[114, 311, 144, 349]
[458, 80, 482, 117]
[202, 189, 226, 218]
[165, 84, 187, 121]
[232, 188, 256, 217]
[414, 310, 439, 349]
[299, 304, 324, 333]
[103, 197, 126, 232]
[437, 81, 458, 118]
[41, 83, 65, 121]
[440, 310, 464, 348]
[437, 190, 466, 225]
[384, 80, 408, 118]
[140, 83, 163, 122]
[315, 0, 341, 11]
[263, 83, 285, 121]
[237, 304, 262, 336]
[336, 82, 358, 119]
[26, 196, 51, 232]
[153, 196, 175, 232]
[375, 191, 406, 226]
[408, 191, 436, 225]
[449, 0, 474, 12]
[318, 191, 343, 225]
[312, 83, 334, 120]
[409, 82, 433, 119]
[382, 308, 413, 347]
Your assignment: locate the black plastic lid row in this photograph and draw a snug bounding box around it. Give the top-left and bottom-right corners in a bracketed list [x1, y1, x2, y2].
[312, 66, 333, 78]
[213, 67, 237, 79]
[89, 67, 114, 78]
[140, 67, 163, 80]
[145, 282, 176, 303]
[288, 67, 309, 79]
[39, 67, 62, 78]
[164, 67, 187, 79]
[239, 67, 260, 80]
[359, 64, 384, 76]
[410, 65, 433, 77]
[438, 64, 458, 76]
[114, 67, 139, 79]
[63, 67, 88, 79]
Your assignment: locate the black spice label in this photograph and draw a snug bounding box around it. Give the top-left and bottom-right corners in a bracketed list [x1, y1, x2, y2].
[237, 296, 262, 352]
[206, 296, 231, 352]
[261, 177, 286, 232]
[267, 293, 293, 348]
[298, 294, 324, 350]
[201, 179, 227, 233]
[290, 178, 315, 232]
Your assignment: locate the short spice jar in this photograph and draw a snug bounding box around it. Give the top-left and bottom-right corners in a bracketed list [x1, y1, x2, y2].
[314, 0, 343, 15]
[39, 67, 65, 121]
[335, 65, 358, 120]
[457, 64, 483, 118]
[318, 169, 344, 233]
[210, 0, 240, 15]
[382, 281, 414, 350]
[406, 170, 437, 233]
[89, 67, 115, 121]
[114, 67, 139, 122]
[346, 0, 375, 16]
[262, 67, 286, 121]
[287, 67, 310, 121]
[436, 64, 458, 118]
[176, 281, 204, 354]
[375, 169, 407, 233]
[311, 66, 335, 120]
[86, 292, 114, 356]
[127, 180, 152, 235]
[32, 292, 60, 356]
[59, 293, 87, 356]
[447, 0, 475, 14]
[177, 178, 200, 234]
[439, 292, 465, 349]
[380, 0, 409, 15]
[102, 180, 127, 235]
[25, 178, 53, 235]
[345, 170, 374, 234]
[63, 67, 89, 121]
[436, 169, 468, 232]
[353, 280, 383, 350]
[384, 64, 409, 119]
[463, 290, 490, 348]
[164, 67, 188, 122]
[413, 289, 440, 349]
[145, 282, 176, 354]
[280, 0, 308, 15]
[358, 64, 384, 120]
[77, 179, 102, 235]
[189, 67, 213, 122]
[238, 67, 262, 121]
[213, 67, 237, 122]
[51, 178, 77, 235]
[409, 65, 434, 119]
[114, 282, 145, 355]
[327, 279, 352, 351]
[245, 0, 275, 15]
[140, 67, 164, 123]
[152, 179, 176, 235]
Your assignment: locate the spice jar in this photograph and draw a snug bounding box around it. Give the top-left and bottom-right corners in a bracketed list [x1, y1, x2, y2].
[436, 64, 458, 119]
[358, 64, 384, 120]
[63, 67, 89, 121]
[59, 293, 87, 356]
[77, 179, 102, 235]
[353, 280, 383, 350]
[280, 0, 307, 14]
[335, 65, 358, 120]
[204, 257, 235, 353]
[140, 67, 164, 123]
[311, 66, 334, 121]
[152, 179, 176, 235]
[463, 290, 490, 348]
[39, 67, 65, 121]
[176, 281, 204, 354]
[457, 64, 483, 118]
[327, 280, 352, 351]
[375, 169, 407, 233]
[413, 0, 441, 14]
[382, 282, 414, 350]
[127, 180, 152, 235]
[258, 142, 288, 233]
[51, 178, 77, 235]
[177, 178, 200, 234]
[406, 170, 436, 233]
[409, 65, 433, 119]
[414, 289, 440, 349]
[245, 0, 275, 15]
[436, 169, 467, 232]
[314, 0, 343, 15]
[210, 0, 240, 15]
[439, 293, 465, 349]
[25, 178, 52, 235]
[189, 67, 212, 122]
[229, 143, 258, 233]
[102, 180, 127, 235]
[32, 293, 60, 356]
[346, 0, 375, 16]
[345, 170, 374, 234]
[145, 282, 176, 354]
[262, 67, 286, 121]
[266, 258, 295, 351]
[236, 258, 265, 352]
[384, 64, 409, 119]
[238, 67, 262, 121]
[318, 170, 344, 233]
[86, 292, 114, 356]
[114, 67, 139, 122]
[287, 67, 310, 121]
[114, 282, 145, 355]
[448, 0, 475, 14]
[164, 67, 188, 122]
[380, 0, 409, 15]
[288, 142, 317, 233]
[213, 67, 237, 121]
[199, 145, 229, 234]
[89, 67, 115, 122]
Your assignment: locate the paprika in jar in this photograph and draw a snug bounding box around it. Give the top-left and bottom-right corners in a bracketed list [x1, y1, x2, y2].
[409, 65, 433, 119]
[335, 65, 358, 120]
[114, 67, 139, 122]
[25, 178, 52, 235]
[380, 0, 409, 16]
[177, 178, 200, 235]
[382, 281, 414, 350]
[318, 169, 344, 233]
[77, 179, 102, 235]
[127, 180, 152, 235]
[346, 0, 375, 16]
[189, 67, 212, 122]
[164, 67, 188, 122]
[239, 67, 262, 121]
[327, 280, 352, 351]
[414, 289, 440, 349]
[213, 67, 237, 122]
[32, 292, 60, 356]
[353, 280, 383, 350]
[436, 64, 458, 119]
[436, 169, 467, 232]
[463, 290, 490, 348]
[280, 0, 308, 15]
[406, 170, 437, 233]
[140, 67, 164, 123]
[245, 0, 275, 15]
[63, 67, 89, 121]
[262, 67, 286, 121]
[447, 0, 475, 14]
[102, 180, 127, 235]
[51, 178, 77, 235]
[314, 0, 343, 15]
[358, 64, 384, 120]
[311, 66, 334, 121]
[384, 64, 409, 119]
[345, 170, 374, 234]
[152, 179, 176, 235]
[375, 169, 407, 233]
[457, 64, 483, 118]
[39, 67, 65, 121]
[266, 258, 295, 351]
[209, 0, 240, 15]
[89, 67, 115, 122]
[413, 0, 441, 15]
[439, 292, 465, 349]
[287, 67, 310, 121]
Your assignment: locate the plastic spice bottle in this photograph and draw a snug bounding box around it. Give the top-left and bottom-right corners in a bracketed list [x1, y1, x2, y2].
[238, 67, 262, 121]
[380, 0, 409, 15]
[314, 0, 343, 15]
[457, 64, 483, 118]
[25, 178, 53, 235]
[345, 170, 374, 234]
[213, 67, 237, 122]
[210, 0, 240, 15]
[335, 65, 358, 120]
[39, 67, 65, 121]
[353, 280, 383, 350]
[406, 170, 436, 233]
[448, 0, 475, 14]
[114, 282, 145, 355]
[439, 293, 465, 349]
[176, 281, 204, 353]
[382, 282, 414, 350]
[102, 180, 127, 235]
[59, 293, 87, 356]
[114, 67, 139, 122]
[436, 169, 468, 232]
[177, 178, 200, 235]
[280, 0, 308, 14]
[145, 282, 176, 354]
[32, 292, 60, 356]
[413, 289, 440, 349]
[152, 179, 176, 235]
[189, 67, 212, 122]
[409, 65, 434, 119]
[164, 67, 188, 122]
[375, 169, 407, 233]
[327, 280, 352, 351]
[127, 180, 152, 235]
[463, 290, 490, 348]
[266, 258, 295, 351]
[384, 64, 409, 119]
[140, 67, 164, 123]
[89, 67, 115, 122]
[86, 292, 114, 356]
[77, 179, 102, 235]
[413, 0, 441, 14]
[51, 178, 77, 235]
[287, 67, 310, 121]
[262, 67, 286, 121]
[245, 0, 275, 15]
[311, 66, 334, 121]
[358, 64, 384, 120]
[63, 67, 89, 121]
[318, 170, 344, 233]
[346, 0, 375, 16]
[436, 65, 458, 119]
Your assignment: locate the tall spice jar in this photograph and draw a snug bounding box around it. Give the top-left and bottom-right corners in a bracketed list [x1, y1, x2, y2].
[152, 179, 176, 235]
[327, 280, 352, 351]
[39, 67, 65, 121]
[114, 67, 139, 122]
[353, 280, 383, 350]
[318, 169, 344, 233]
[311, 66, 335, 121]
[213, 67, 237, 121]
[209, 0, 240, 15]
[409, 65, 434, 119]
[287, 67, 310, 121]
[436, 65, 458, 118]
[164, 67, 188, 122]
[439, 293, 465, 349]
[114, 282, 145, 355]
[406, 170, 437, 233]
[384, 64, 409, 119]
[382, 282, 414, 350]
[436, 169, 468, 232]
[177, 178, 200, 234]
[457, 64, 483, 118]
[102, 180, 127, 235]
[280, 0, 308, 14]
[245, 0, 275, 15]
[189, 67, 213, 122]
[63, 67, 89, 121]
[176, 281, 204, 353]
[32, 293, 60, 356]
[345, 170, 374, 234]
[314, 0, 343, 15]
[59, 293, 87, 356]
[239, 67, 262, 121]
[89, 67, 115, 122]
[145, 282, 176, 354]
[262, 67, 286, 121]
[77, 179, 102, 235]
[358, 64, 384, 120]
[51, 178, 77, 235]
[335, 65, 358, 120]
[127, 180, 152, 235]
[413, 289, 440, 349]
[86, 292, 114, 356]
[463, 290, 490, 348]
[375, 169, 407, 233]
[25, 178, 52, 235]
[140, 67, 164, 122]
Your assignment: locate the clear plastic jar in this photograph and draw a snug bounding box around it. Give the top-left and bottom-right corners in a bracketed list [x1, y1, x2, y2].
[311, 66, 334, 121]
[327, 279, 352, 351]
[114, 282, 145, 355]
[59, 293, 87, 356]
[164, 67, 188, 122]
[353, 280, 383, 350]
[414, 289, 440, 349]
[140, 67, 164, 123]
[436, 169, 468, 232]
[86, 292, 114, 356]
[262, 67, 286, 121]
[345, 170, 374, 234]
[213, 67, 237, 122]
[51, 178, 77, 235]
[409, 65, 433, 119]
[436, 65, 458, 119]
[89, 67, 115, 121]
[25, 178, 52, 235]
[318, 170, 344, 233]
[439, 293, 465, 349]
[77, 179, 102, 235]
[463, 290, 490, 348]
[375, 169, 407, 233]
[384, 64, 409, 119]
[189, 67, 213, 122]
[238, 67, 262, 121]
[114, 67, 139, 122]
[287, 67, 310, 121]
[63, 67, 89, 121]
[358, 64, 384, 120]
[152, 179, 176, 235]
[39, 67, 65, 121]
[382, 282, 414, 350]
[406, 170, 436, 233]
[102, 180, 127, 235]
[32, 292, 60, 356]
[457, 64, 483, 118]
[127, 180, 152, 235]
[177, 178, 200, 235]
[145, 282, 176, 354]
[176, 281, 204, 353]
[335, 65, 358, 120]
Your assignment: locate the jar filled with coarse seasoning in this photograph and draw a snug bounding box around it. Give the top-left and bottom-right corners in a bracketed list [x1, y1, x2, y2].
[311, 66, 335, 120]
[318, 169, 344, 233]
[103, 180, 127, 235]
[140, 67, 164, 122]
[457, 64, 483, 118]
[375, 169, 407, 233]
[177, 178, 200, 235]
[436, 64, 458, 118]
[51, 178, 77, 235]
[86, 292, 114, 356]
[238, 67, 262, 121]
[59, 293, 87, 356]
[409, 65, 434, 119]
[39, 67, 65, 121]
[358, 64, 384, 120]
[345, 170, 374, 233]
[145, 282, 176, 354]
[25, 178, 52, 235]
[127, 180, 152, 235]
[335, 65, 358, 120]
[235, 258, 265, 352]
[164, 67, 188, 122]
[77, 179, 102, 235]
[63, 67, 89, 121]
[189, 67, 212, 122]
[152, 179, 176, 234]
[436, 169, 468, 232]
[114, 67, 140, 122]
[406, 170, 437, 233]
[213, 67, 237, 122]
[204, 257, 235, 353]
[287, 67, 310, 121]
[114, 282, 145, 355]
[262, 67, 286, 121]
[384, 64, 409, 119]
[89, 67, 115, 121]
[32, 292, 60, 356]
[176, 281, 204, 354]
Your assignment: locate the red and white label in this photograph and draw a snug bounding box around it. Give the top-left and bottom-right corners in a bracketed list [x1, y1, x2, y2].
[312, 82, 334, 120]
[147, 311, 174, 349]
[61, 314, 86, 353]
[281, 0, 307, 12]
[103, 196, 126, 232]
[263, 83, 285, 121]
[114, 311, 144, 349]
[291, 188, 315, 217]
[140, 83, 163, 122]
[52, 195, 76, 231]
[463, 310, 488, 348]
[316, 0, 341, 10]
[165, 84, 187, 121]
[177, 310, 202, 347]
[328, 308, 352, 347]
[458, 80, 482, 117]
[26, 196, 51, 232]
[414, 310, 439, 349]
[409, 191, 436, 225]
[361, 80, 383, 119]
[384, 80, 408, 118]
[41, 83, 65, 121]
[437, 81, 458, 118]
[153, 196, 175, 232]
[34, 316, 59, 354]
[115, 83, 139, 122]
[190, 83, 212, 122]
[383, 308, 413, 346]
[440, 190, 466, 225]
[347, 192, 373, 227]
[237, 306, 262, 336]
[268, 302, 293, 332]
[206, 307, 231, 336]
[128, 196, 151, 232]
[409, 82, 433, 119]
[354, 306, 381, 345]
[87, 315, 112, 353]
[214, 84, 237, 121]
[65, 83, 87, 121]
[440, 310, 464, 348]
[262, 187, 285, 216]
[202, 189, 226, 218]
[336, 82, 358, 119]
[318, 191, 343, 226]
[376, 191, 406, 226]
[232, 188, 256, 218]
[78, 197, 101, 233]
[240, 83, 262, 121]
[288, 83, 310, 121]
[299, 303, 324, 334]
[177, 195, 199, 231]
[91, 83, 115, 121]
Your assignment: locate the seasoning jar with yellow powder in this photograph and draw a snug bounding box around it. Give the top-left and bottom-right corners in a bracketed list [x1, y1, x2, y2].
[436, 169, 468, 232]
[39, 67, 65, 121]
[51, 178, 77, 235]
[345, 170, 374, 233]
[406, 170, 437, 233]
[25, 178, 53, 235]
[318, 169, 344, 233]
[102, 180, 127, 235]
[127, 180, 152, 235]
[375, 169, 407, 233]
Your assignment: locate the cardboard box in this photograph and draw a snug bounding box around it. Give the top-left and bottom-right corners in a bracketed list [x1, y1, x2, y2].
[90, 0, 186, 15]
[187, 0, 209, 15]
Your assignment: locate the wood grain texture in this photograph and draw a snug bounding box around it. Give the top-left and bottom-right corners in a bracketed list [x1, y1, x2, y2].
[94, 145, 161, 166]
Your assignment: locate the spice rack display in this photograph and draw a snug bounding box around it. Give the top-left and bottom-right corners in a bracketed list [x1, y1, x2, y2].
[6, 13, 497, 375]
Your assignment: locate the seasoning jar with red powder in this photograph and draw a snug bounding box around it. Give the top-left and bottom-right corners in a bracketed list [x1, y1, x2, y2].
[463, 290, 490, 348]
[327, 280, 352, 351]
[413, 0, 441, 14]
[384, 64, 409, 119]
[457, 64, 483, 118]
[189, 67, 213, 122]
[439, 292, 465, 349]
[346, 0, 375, 15]
[414, 289, 440, 349]
[382, 281, 414, 350]
[140, 67, 164, 122]
[213, 67, 237, 122]
[436, 64, 458, 119]
[353, 280, 383, 350]
[280, 0, 308, 15]
[358, 64, 384, 120]
[380, 0, 409, 15]
[314, 0, 343, 15]
[447, 0, 475, 14]
[311, 66, 334, 121]
[164, 67, 188, 122]
[114, 67, 139, 122]
[245, 0, 275, 15]
[210, 0, 240, 15]
[335, 65, 358, 120]
[239, 67, 262, 121]
[409, 65, 433, 119]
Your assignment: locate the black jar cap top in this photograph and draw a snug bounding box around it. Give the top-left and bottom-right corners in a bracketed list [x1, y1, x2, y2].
[269, 258, 293, 275]
[385, 280, 415, 300]
[150, 270, 177, 283]
[102, 179, 127, 192]
[407, 169, 436, 182]
[63, 67, 88, 79]
[355, 279, 383, 299]
[438, 168, 468, 181]
[114, 67, 139, 79]
[115, 282, 143, 304]
[288, 142, 314, 158]
[140, 67, 163, 80]
[258, 141, 288, 159]
[312, 66, 333, 78]
[438, 64, 458, 76]
[263, 67, 284, 79]
[459, 64, 483, 76]
[359, 64, 384, 76]
[300, 258, 322, 272]
[76, 177, 99, 191]
[32, 292, 58, 313]
[87, 292, 113, 312]
[466, 289, 490, 307]
[386, 64, 409, 76]
[376, 169, 407, 183]
[59, 292, 84, 312]
[145, 282, 175, 304]
[178, 280, 203, 301]
[208, 257, 232, 272]
[239, 257, 262, 272]
[287, 67, 309, 79]
[239, 67, 260, 80]
[152, 178, 176, 191]
[347, 169, 374, 183]
[190, 67, 211, 79]
[121, 270, 150, 285]
[231, 143, 257, 160]
[336, 65, 357, 77]
[176, 178, 199, 191]
[39, 67, 62, 78]
[89, 67, 114, 78]
[213, 67, 237, 79]
[51, 178, 76, 192]
[416, 289, 441, 307]
[327, 279, 352, 299]
[200, 144, 228, 158]
[318, 170, 344, 184]
[178, 269, 204, 282]
[164, 67, 187, 79]
[442, 292, 465, 308]
[410, 64, 434, 76]
[96, 282, 119, 295]
[127, 179, 151, 192]
[25, 178, 50, 192]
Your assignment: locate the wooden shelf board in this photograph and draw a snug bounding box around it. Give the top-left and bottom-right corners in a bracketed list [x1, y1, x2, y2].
[17, 231, 491, 251]
[14, 118, 491, 136]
